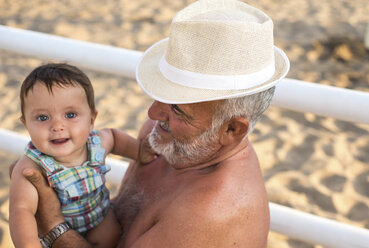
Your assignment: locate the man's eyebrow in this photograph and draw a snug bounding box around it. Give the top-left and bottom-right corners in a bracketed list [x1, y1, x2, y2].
[171, 104, 194, 121]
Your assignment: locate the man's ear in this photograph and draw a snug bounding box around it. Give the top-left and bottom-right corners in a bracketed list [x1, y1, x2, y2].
[218, 117, 249, 146]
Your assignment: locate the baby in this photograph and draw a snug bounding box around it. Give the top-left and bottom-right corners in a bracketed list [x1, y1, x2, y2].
[9, 63, 155, 248]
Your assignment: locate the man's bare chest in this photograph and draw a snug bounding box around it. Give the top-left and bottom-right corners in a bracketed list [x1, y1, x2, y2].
[114, 158, 185, 246]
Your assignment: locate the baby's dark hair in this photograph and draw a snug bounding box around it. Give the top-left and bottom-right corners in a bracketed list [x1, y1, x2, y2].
[20, 63, 96, 119]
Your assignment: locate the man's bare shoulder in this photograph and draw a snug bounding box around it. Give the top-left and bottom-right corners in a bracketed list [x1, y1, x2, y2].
[185, 147, 266, 214]
[161, 144, 270, 247]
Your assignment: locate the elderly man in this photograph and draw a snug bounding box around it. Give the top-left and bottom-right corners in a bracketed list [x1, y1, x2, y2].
[22, 0, 289, 247]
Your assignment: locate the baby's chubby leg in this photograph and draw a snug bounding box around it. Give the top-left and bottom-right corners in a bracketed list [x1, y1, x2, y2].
[86, 208, 121, 248]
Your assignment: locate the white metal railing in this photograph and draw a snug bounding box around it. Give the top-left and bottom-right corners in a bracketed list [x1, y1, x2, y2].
[0, 129, 128, 185]
[1, 25, 369, 124]
[1, 25, 369, 247]
[0, 25, 140, 79]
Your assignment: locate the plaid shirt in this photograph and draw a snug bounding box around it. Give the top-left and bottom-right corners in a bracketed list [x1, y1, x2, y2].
[25, 130, 111, 234]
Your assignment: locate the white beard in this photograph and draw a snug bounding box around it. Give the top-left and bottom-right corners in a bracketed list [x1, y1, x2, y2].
[148, 121, 220, 167]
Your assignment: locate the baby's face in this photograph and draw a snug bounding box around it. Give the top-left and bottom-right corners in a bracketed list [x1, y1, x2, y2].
[22, 82, 96, 164]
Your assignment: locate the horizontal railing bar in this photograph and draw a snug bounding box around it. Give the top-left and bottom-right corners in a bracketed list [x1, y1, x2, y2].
[273, 78, 369, 124]
[1, 25, 369, 124]
[0, 25, 141, 78]
[0, 129, 128, 183]
[270, 202, 369, 248]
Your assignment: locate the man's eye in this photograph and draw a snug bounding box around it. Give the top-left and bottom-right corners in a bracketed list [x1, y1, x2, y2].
[170, 104, 193, 121]
[66, 112, 77, 119]
[170, 104, 182, 116]
[37, 115, 49, 121]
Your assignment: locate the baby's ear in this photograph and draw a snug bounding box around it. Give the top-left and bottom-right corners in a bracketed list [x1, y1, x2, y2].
[218, 117, 249, 146]
[20, 116, 26, 126]
[90, 112, 98, 130]
[91, 111, 98, 123]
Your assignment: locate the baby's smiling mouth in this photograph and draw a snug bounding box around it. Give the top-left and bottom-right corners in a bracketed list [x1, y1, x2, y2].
[51, 138, 70, 144]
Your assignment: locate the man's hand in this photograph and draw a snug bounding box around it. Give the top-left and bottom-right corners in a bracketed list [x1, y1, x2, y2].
[22, 168, 65, 236]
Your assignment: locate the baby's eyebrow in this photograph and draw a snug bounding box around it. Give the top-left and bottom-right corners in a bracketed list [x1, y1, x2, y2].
[30, 109, 48, 115]
[170, 104, 194, 121]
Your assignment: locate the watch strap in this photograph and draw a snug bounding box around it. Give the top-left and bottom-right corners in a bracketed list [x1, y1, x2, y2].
[40, 221, 71, 248]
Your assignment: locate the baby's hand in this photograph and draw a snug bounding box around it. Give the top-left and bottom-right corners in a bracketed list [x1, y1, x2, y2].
[138, 136, 157, 164]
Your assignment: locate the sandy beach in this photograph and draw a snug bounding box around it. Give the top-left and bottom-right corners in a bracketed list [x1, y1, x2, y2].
[0, 0, 369, 247]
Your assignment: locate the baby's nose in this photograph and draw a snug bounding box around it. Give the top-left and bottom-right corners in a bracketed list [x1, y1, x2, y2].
[51, 119, 64, 132]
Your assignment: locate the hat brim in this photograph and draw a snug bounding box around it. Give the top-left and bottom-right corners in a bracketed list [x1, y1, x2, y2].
[136, 38, 290, 104]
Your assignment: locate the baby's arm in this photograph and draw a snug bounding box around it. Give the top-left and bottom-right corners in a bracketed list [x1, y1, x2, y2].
[99, 128, 156, 163]
[9, 156, 42, 248]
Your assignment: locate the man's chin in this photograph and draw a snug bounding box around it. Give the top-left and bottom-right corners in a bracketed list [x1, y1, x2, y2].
[149, 123, 220, 169]
[148, 140, 186, 166]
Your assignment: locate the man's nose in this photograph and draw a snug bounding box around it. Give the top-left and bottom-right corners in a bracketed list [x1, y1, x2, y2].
[51, 118, 64, 132]
[148, 101, 169, 121]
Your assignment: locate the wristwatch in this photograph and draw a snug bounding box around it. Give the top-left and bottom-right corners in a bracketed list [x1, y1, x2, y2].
[39, 221, 71, 248]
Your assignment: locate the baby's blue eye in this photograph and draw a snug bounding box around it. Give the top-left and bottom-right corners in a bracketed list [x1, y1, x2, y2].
[37, 115, 49, 122]
[66, 112, 76, 118]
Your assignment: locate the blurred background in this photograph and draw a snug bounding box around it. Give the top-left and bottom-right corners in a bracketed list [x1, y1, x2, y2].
[0, 0, 368, 247]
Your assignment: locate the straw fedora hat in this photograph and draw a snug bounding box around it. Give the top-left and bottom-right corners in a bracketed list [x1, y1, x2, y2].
[136, 0, 290, 104]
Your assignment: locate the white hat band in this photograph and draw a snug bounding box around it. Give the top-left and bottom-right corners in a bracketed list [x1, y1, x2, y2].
[159, 54, 275, 90]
